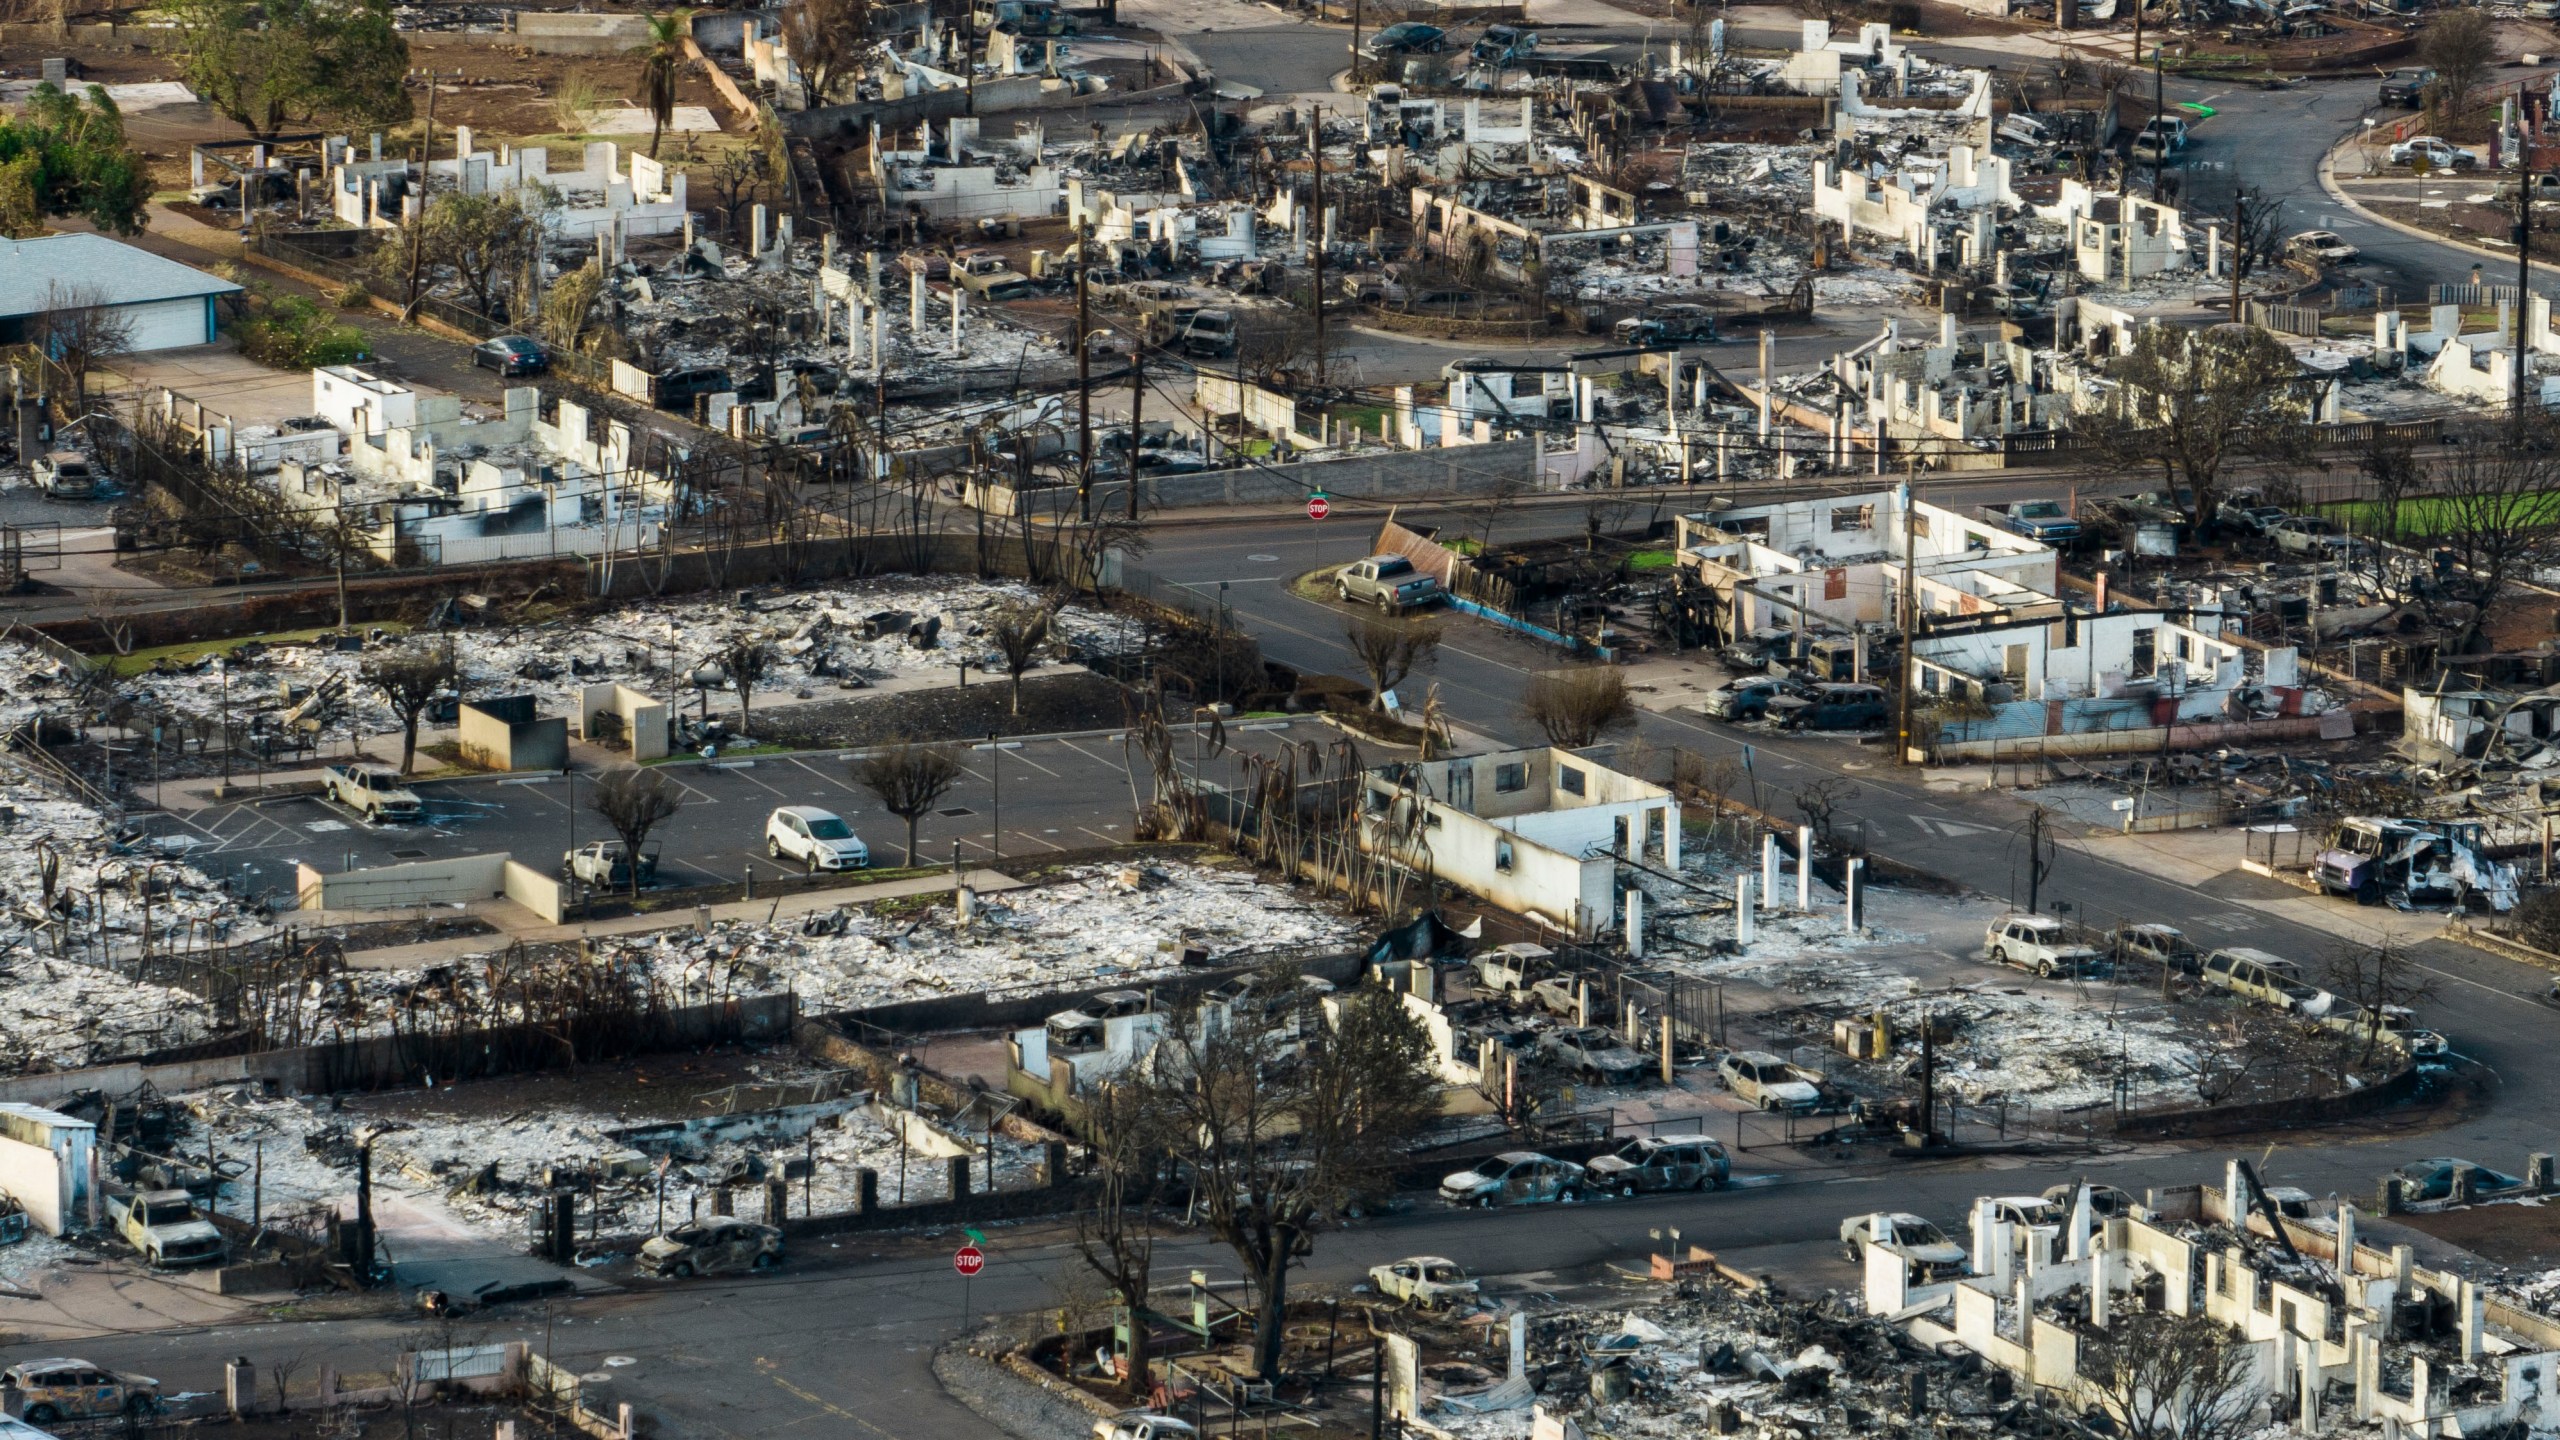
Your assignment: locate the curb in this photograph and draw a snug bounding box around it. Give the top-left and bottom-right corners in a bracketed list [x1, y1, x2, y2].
[2317, 138, 2515, 270]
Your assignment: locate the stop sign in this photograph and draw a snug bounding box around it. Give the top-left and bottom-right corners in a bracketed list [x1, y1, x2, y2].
[954, 1244, 986, 1276]
[1307, 493, 1331, 520]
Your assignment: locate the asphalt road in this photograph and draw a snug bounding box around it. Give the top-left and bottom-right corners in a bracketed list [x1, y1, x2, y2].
[0, 22, 2526, 1439]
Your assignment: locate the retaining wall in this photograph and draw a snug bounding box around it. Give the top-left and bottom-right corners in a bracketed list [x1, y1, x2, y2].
[0, 993, 795, 1106]
[510, 11, 654, 51]
[981, 440, 1540, 515]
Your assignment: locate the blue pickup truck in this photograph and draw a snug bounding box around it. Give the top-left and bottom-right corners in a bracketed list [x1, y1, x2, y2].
[1979, 500, 2079, 544]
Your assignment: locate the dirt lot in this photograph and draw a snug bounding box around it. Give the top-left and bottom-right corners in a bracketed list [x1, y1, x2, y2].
[2399, 1198, 2560, 1270]
[755, 669, 1133, 748]
[350, 1044, 816, 1128]
[0, 27, 737, 196]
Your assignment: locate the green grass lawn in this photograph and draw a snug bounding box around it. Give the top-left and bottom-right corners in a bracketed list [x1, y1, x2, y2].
[110, 623, 412, 678]
[1625, 549, 1679, 572]
[2312, 491, 2560, 536]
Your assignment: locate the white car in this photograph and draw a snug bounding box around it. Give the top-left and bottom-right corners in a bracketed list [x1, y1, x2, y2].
[765, 805, 870, 872]
[1839, 1211, 1966, 1268]
[1718, 1051, 1820, 1111]
[2389, 136, 2476, 170]
[1368, 1256, 1478, 1308]
[2287, 230, 2360, 264]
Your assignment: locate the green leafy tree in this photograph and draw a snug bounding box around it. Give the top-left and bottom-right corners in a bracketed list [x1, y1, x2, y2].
[238, 294, 370, 368]
[167, 0, 412, 141]
[632, 12, 692, 160]
[0, 83, 152, 236]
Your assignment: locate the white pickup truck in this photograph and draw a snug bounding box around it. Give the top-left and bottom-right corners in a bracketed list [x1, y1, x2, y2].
[108, 1189, 225, 1268]
[324, 764, 424, 823]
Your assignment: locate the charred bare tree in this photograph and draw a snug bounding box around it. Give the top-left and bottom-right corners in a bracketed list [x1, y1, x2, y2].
[587, 767, 682, 896]
[2323, 936, 2438, 1072]
[855, 739, 963, 865]
[360, 642, 457, 774]
[718, 636, 774, 734]
[1521, 667, 1637, 747]
[1072, 1076, 1163, 1398]
[2419, 419, 2560, 652]
[2075, 1310, 2261, 1440]
[987, 602, 1054, 716]
[1143, 972, 1437, 1379]
[1342, 615, 1442, 710]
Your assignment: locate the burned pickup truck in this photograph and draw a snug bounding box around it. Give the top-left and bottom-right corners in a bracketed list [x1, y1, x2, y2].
[107, 1189, 225, 1268]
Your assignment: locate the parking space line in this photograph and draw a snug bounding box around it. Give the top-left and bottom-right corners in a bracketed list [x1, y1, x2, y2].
[1009, 829, 1067, 852]
[784, 756, 863, 796]
[1078, 825, 1123, 846]
[1001, 748, 1061, 778]
[1056, 739, 1120, 767]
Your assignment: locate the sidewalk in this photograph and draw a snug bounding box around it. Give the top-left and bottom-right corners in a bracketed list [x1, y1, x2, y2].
[2072, 825, 2450, 950]
[328, 865, 1029, 970]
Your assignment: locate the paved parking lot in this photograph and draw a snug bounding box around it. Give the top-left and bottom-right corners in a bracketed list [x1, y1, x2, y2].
[145, 718, 1352, 901]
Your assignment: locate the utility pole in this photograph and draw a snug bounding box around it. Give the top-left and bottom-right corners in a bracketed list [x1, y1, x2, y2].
[1351, 0, 1364, 85]
[1895, 469, 1917, 767]
[1308, 107, 1327, 389]
[2229, 184, 2245, 323]
[1076, 219, 1094, 521]
[2516, 171, 2534, 430]
[2150, 41, 2166, 201]
[403, 70, 441, 313]
[1127, 346, 1143, 521]
[2026, 807, 2047, 913]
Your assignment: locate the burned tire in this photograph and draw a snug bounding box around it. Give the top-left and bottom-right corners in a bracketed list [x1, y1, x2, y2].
[1617, 1182, 1637, 1200]
[1559, 1188, 1581, 1205]
[753, 1252, 778, 1270]
[1477, 1194, 1496, 1211]
[671, 1261, 694, 1278]
[2036, 960, 2056, 979]
[24, 1407, 58, 1425]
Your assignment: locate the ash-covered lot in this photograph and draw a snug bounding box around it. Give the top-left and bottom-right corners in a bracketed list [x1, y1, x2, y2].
[1630, 846, 2363, 1115]
[24, 576, 1143, 741]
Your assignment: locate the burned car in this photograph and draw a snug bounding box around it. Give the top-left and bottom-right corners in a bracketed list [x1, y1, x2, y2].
[1439, 1151, 1585, 1208]
[1767, 682, 1889, 732]
[1368, 1255, 1478, 1307]
[1587, 1135, 1728, 1196]
[1538, 1026, 1648, 1084]
[637, 1217, 783, 1278]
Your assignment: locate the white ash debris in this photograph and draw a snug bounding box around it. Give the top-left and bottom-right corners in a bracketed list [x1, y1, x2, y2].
[0, 783, 267, 1074]
[1626, 851, 2200, 1110]
[625, 238, 1068, 386]
[89, 577, 1142, 738]
[612, 858, 1362, 1013]
[178, 1082, 1045, 1241]
[1429, 1290, 2017, 1440]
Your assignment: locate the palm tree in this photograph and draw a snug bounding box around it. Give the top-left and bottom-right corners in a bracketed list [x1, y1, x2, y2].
[633, 11, 690, 159]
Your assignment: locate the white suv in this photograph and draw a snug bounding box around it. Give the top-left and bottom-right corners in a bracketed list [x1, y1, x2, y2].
[765, 806, 870, 872]
[1984, 915, 2107, 978]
